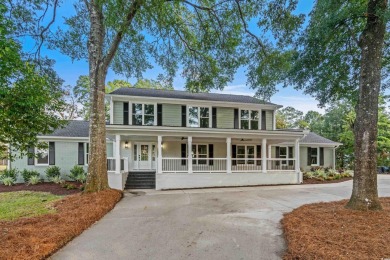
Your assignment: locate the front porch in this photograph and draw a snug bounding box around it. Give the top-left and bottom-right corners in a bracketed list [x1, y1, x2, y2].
[105, 132, 304, 190]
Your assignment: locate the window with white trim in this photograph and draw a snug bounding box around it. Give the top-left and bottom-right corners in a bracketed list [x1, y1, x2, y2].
[236, 145, 255, 164]
[132, 103, 155, 126]
[192, 144, 208, 164]
[310, 147, 319, 166]
[279, 146, 287, 165]
[36, 142, 49, 165]
[85, 143, 89, 165]
[240, 110, 259, 130]
[188, 107, 209, 128]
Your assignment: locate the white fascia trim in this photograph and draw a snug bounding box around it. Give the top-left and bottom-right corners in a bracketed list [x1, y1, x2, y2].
[38, 136, 89, 142]
[299, 143, 342, 147]
[106, 94, 281, 110]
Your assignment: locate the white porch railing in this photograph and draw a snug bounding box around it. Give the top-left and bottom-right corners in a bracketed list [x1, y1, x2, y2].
[162, 158, 188, 173]
[193, 158, 227, 173]
[231, 158, 262, 172]
[267, 158, 295, 171]
[107, 157, 128, 173]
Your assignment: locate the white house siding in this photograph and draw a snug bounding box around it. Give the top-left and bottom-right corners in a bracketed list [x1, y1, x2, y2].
[113, 101, 124, 124]
[161, 141, 227, 158]
[265, 110, 273, 130]
[162, 104, 181, 127]
[11, 141, 87, 182]
[217, 107, 234, 129]
[299, 146, 334, 172]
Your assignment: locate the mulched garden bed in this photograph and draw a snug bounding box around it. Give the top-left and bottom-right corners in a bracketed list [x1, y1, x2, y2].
[0, 182, 82, 195]
[0, 189, 122, 260]
[303, 177, 352, 185]
[282, 197, 390, 259]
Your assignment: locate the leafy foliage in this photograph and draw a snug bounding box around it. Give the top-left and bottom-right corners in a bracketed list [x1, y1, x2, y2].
[1, 177, 15, 186]
[21, 169, 40, 183]
[45, 166, 61, 180]
[0, 168, 18, 182]
[27, 175, 41, 185]
[69, 165, 87, 184]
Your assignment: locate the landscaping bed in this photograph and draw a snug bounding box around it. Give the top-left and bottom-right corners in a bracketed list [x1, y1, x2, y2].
[0, 181, 82, 195]
[0, 189, 122, 259]
[303, 177, 352, 184]
[282, 197, 390, 259]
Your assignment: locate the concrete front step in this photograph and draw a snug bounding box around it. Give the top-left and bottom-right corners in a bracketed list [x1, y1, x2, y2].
[126, 171, 156, 189]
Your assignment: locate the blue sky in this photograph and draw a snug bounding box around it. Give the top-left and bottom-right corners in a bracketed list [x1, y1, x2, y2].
[23, 1, 321, 113]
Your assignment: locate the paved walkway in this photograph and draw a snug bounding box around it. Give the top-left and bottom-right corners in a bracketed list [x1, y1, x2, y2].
[53, 175, 390, 260]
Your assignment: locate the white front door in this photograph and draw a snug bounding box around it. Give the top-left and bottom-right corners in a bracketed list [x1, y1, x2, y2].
[133, 143, 155, 170]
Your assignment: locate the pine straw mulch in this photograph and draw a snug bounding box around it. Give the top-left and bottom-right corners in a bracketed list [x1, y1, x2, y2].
[0, 189, 122, 260]
[282, 197, 390, 259]
[0, 182, 82, 195]
[303, 177, 352, 185]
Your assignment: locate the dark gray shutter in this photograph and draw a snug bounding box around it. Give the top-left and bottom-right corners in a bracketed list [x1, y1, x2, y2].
[49, 142, 55, 165]
[123, 102, 129, 125]
[209, 144, 214, 166]
[181, 143, 187, 165]
[27, 147, 35, 165]
[78, 142, 85, 165]
[307, 147, 312, 166]
[261, 111, 266, 130]
[320, 147, 324, 166]
[212, 107, 217, 128]
[234, 109, 239, 129]
[181, 106, 186, 127]
[288, 146, 293, 166]
[232, 145, 237, 166]
[256, 145, 261, 166]
[157, 104, 162, 126]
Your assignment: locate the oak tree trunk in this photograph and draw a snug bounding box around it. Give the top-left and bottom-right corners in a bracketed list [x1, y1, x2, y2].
[84, 1, 109, 192]
[346, 0, 387, 210]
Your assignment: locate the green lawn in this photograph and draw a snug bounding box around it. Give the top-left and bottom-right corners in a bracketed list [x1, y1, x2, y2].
[0, 191, 62, 221]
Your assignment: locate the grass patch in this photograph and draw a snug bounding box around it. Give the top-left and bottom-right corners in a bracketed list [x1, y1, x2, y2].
[282, 197, 390, 259]
[0, 191, 61, 221]
[0, 189, 122, 259]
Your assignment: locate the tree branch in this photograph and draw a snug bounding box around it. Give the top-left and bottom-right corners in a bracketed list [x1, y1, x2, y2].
[36, 0, 59, 59]
[103, 0, 143, 69]
[234, 0, 267, 57]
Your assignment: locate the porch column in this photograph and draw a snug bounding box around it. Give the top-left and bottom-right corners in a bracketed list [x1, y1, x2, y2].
[115, 134, 121, 174]
[295, 138, 300, 172]
[157, 136, 162, 174]
[262, 139, 267, 173]
[188, 136, 193, 173]
[226, 137, 232, 173]
[268, 144, 271, 171]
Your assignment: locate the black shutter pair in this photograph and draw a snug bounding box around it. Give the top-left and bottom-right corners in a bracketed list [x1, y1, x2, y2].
[78, 143, 85, 165]
[234, 109, 239, 129]
[157, 104, 163, 126]
[27, 142, 55, 165]
[256, 145, 261, 166]
[181, 143, 187, 165]
[307, 147, 324, 166]
[232, 145, 237, 166]
[261, 111, 266, 130]
[181, 106, 186, 127]
[123, 102, 129, 125]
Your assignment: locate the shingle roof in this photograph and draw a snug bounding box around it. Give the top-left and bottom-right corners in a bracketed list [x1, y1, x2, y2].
[109, 87, 279, 106]
[44, 120, 89, 138]
[300, 132, 340, 145]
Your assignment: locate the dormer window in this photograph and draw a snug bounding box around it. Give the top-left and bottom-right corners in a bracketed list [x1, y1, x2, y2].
[240, 110, 259, 130]
[188, 106, 209, 128]
[132, 103, 155, 126]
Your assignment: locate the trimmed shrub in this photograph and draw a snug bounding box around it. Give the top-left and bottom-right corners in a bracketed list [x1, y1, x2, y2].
[51, 176, 64, 184]
[2, 177, 15, 186]
[69, 165, 87, 184]
[27, 175, 41, 185]
[45, 166, 61, 180]
[0, 168, 18, 182]
[21, 169, 40, 182]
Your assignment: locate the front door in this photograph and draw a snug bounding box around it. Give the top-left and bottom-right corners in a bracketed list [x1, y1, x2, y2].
[133, 143, 154, 170]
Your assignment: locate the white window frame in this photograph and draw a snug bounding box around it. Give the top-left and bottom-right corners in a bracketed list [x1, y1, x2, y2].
[85, 143, 89, 166]
[187, 106, 211, 128]
[131, 103, 157, 126]
[35, 142, 49, 166]
[236, 144, 256, 165]
[310, 147, 320, 166]
[239, 109, 260, 130]
[278, 146, 288, 166]
[191, 143, 209, 165]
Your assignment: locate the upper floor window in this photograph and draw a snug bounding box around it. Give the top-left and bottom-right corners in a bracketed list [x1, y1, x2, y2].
[188, 107, 209, 128]
[240, 110, 259, 130]
[132, 104, 155, 126]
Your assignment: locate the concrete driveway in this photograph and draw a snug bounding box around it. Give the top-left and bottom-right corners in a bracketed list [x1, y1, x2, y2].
[53, 175, 390, 260]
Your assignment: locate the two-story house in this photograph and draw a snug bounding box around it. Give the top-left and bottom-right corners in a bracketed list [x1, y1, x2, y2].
[11, 88, 341, 190]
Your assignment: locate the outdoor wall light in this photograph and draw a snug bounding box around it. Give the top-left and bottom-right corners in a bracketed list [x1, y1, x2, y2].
[124, 141, 129, 149]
